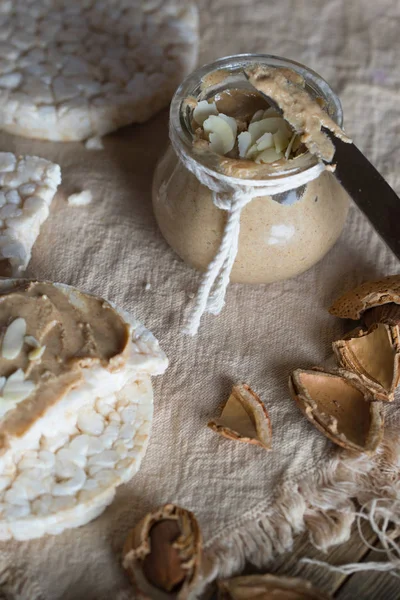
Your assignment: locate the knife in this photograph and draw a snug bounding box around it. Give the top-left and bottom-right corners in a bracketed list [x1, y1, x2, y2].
[324, 131, 400, 261]
[240, 70, 400, 259]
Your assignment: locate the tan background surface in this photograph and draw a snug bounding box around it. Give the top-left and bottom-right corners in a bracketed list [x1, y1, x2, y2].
[0, 0, 399, 598]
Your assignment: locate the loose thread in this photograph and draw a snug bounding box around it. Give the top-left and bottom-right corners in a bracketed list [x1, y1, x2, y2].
[300, 557, 400, 576]
[300, 479, 400, 576]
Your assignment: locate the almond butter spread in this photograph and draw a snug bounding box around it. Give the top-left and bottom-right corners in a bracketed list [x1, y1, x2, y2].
[0, 281, 130, 449]
[153, 60, 351, 285]
[191, 89, 293, 178]
[245, 65, 352, 162]
[214, 88, 268, 122]
[190, 65, 351, 175]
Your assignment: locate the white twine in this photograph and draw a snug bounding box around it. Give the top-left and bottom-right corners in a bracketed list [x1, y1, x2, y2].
[300, 497, 400, 576]
[170, 125, 326, 335]
[300, 557, 400, 575]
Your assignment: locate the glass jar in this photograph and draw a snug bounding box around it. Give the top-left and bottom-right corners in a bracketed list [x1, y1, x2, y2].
[152, 54, 350, 284]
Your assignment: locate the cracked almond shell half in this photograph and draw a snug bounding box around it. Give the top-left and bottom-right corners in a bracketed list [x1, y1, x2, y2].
[289, 369, 383, 454]
[122, 504, 203, 600]
[333, 324, 400, 401]
[208, 383, 272, 450]
[218, 574, 331, 599]
[329, 274, 400, 325]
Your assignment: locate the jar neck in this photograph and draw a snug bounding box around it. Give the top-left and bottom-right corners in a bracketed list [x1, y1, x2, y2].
[170, 53, 343, 184]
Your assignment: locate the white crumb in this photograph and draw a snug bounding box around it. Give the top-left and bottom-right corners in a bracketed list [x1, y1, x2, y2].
[187, 292, 195, 299]
[85, 137, 104, 151]
[67, 190, 93, 207]
[144, 283, 151, 291]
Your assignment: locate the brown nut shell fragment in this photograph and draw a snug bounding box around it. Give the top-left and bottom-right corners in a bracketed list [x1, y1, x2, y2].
[329, 274, 400, 320]
[208, 383, 272, 450]
[333, 324, 400, 401]
[122, 504, 203, 599]
[218, 574, 331, 600]
[363, 303, 400, 329]
[289, 369, 383, 454]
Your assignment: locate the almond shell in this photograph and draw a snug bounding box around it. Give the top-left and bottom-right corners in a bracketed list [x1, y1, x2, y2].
[289, 368, 383, 454]
[208, 383, 272, 450]
[332, 324, 400, 401]
[329, 274, 400, 320]
[363, 303, 400, 328]
[122, 504, 203, 600]
[218, 573, 331, 599]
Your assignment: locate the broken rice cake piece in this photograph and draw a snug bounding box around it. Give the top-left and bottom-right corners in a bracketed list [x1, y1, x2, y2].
[0, 152, 61, 276]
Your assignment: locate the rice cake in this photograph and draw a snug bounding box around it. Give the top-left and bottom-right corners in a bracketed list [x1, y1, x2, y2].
[0, 152, 61, 276]
[0, 280, 168, 540]
[0, 0, 199, 141]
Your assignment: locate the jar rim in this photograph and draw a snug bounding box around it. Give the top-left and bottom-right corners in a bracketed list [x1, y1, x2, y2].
[170, 53, 344, 183]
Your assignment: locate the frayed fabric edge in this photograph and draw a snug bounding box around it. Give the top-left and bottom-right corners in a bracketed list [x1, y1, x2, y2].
[0, 562, 45, 600]
[203, 426, 400, 581]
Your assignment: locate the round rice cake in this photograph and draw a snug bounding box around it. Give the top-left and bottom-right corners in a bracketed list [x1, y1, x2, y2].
[0, 376, 155, 540]
[0, 0, 199, 141]
[0, 279, 168, 540]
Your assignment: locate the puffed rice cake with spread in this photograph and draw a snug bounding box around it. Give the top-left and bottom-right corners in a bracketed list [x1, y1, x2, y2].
[0, 279, 168, 540]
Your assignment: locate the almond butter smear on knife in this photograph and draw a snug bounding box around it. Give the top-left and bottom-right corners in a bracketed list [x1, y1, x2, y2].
[188, 64, 351, 172]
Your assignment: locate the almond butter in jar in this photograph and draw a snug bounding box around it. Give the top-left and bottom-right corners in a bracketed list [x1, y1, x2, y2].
[153, 54, 350, 286]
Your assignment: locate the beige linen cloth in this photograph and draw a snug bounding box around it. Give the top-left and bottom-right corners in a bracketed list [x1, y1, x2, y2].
[1, 0, 400, 598]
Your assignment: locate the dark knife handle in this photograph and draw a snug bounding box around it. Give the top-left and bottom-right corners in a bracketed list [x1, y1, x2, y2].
[326, 131, 400, 261]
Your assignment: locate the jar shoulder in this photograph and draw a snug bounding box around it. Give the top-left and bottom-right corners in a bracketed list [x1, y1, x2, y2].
[152, 145, 350, 284]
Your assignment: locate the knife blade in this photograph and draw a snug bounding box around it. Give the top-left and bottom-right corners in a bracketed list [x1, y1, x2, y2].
[325, 131, 400, 261]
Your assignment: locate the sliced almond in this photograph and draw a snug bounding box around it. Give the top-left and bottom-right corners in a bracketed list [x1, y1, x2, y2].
[255, 148, 283, 164]
[2, 379, 35, 403]
[238, 131, 252, 158]
[6, 368, 24, 383]
[123, 504, 204, 600]
[250, 109, 265, 123]
[3, 367, 34, 394]
[273, 127, 290, 153]
[28, 345, 46, 361]
[208, 383, 272, 450]
[203, 115, 235, 155]
[255, 132, 274, 151]
[219, 113, 238, 138]
[2, 317, 26, 360]
[263, 107, 282, 119]
[245, 143, 260, 160]
[292, 135, 302, 152]
[193, 100, 218, 126]
[218, 574, 331, 599]
[1, 369, 35, 413]
[289, 368, 383, 454]
[248, 117, 286, 143]
[285, 132, 297, 159]
[24, 335, 40, 349]
[332, 324, 400, 401]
